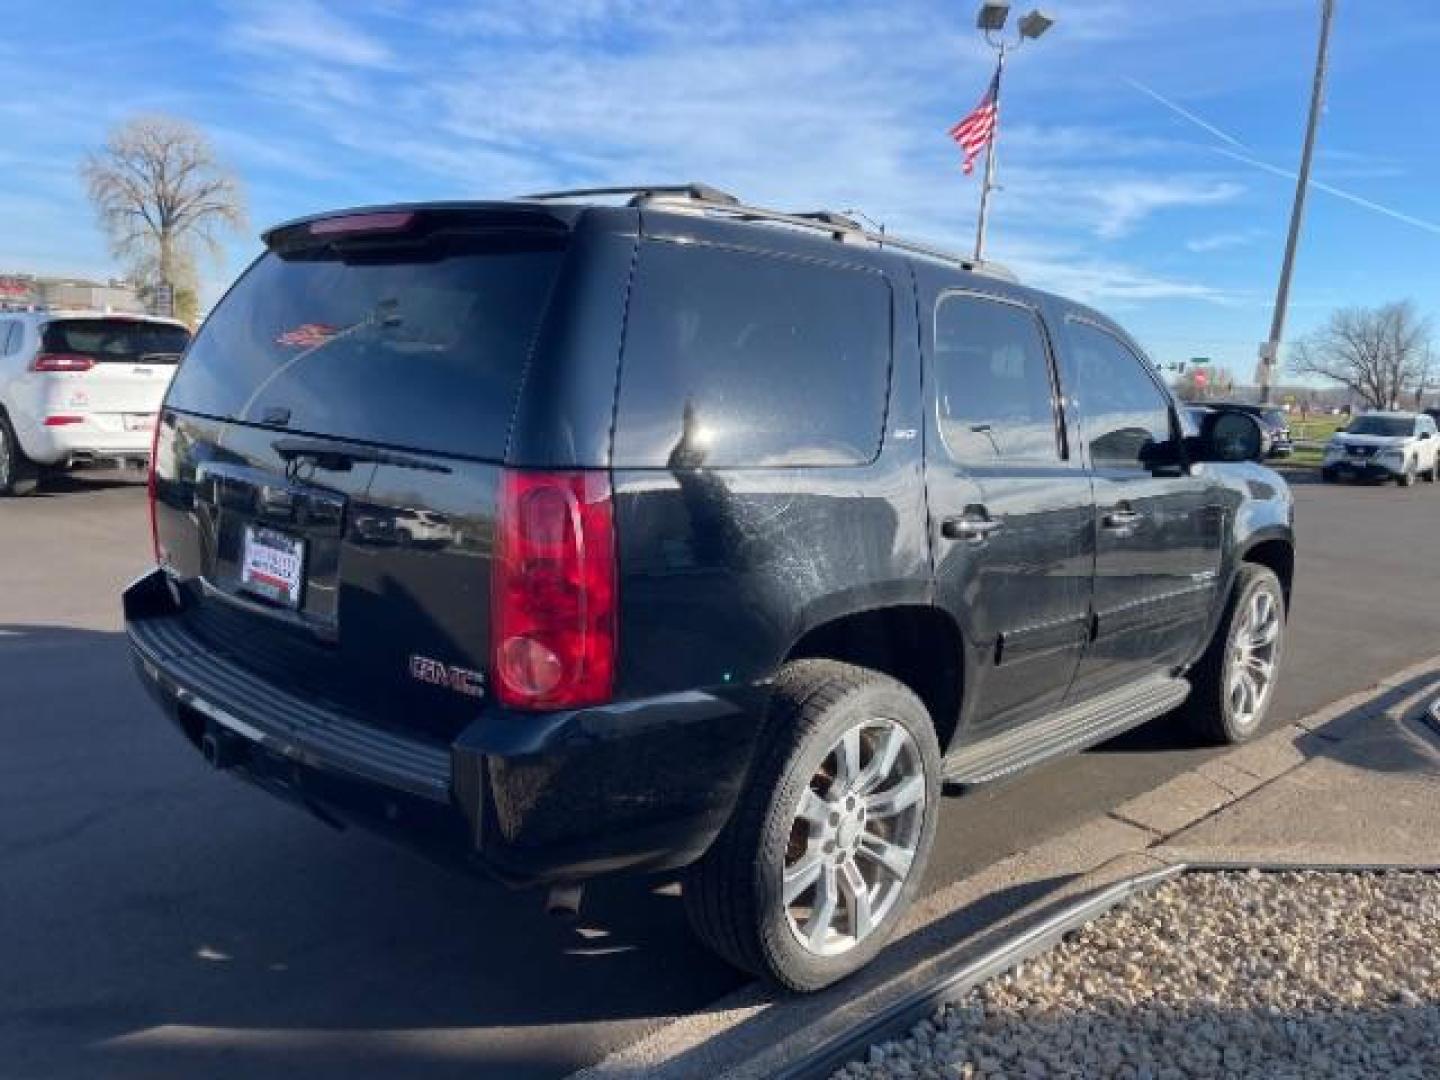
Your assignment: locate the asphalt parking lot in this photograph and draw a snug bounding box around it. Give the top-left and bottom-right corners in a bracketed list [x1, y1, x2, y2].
[3, 468, 1438, 1080]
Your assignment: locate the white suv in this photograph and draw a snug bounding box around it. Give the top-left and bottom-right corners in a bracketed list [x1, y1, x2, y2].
[1322, 411, 1440, 486]
[0, 309, 190, 495]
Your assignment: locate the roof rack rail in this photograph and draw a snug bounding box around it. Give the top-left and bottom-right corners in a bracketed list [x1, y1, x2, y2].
[637, 189, 1017, 282]
[515, 182, 1017, 281]
[521, 182, 741, 206]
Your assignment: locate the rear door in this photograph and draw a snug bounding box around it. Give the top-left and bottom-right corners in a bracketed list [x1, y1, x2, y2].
[154, 212, 572, 741]
[920, 279, 1095, 743]
[38, 317, 189, 433]
[1059, 316, 1226, 698]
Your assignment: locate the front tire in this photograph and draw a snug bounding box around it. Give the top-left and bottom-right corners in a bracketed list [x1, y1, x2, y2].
[1183, 565, 1286, 745]
[683, 660, 941, 992]
[1398, 461, 1416, 487]
[0, 413, 39, 497]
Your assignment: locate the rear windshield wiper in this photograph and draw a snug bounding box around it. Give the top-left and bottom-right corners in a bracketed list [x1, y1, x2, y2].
[272, 436, 451, 475]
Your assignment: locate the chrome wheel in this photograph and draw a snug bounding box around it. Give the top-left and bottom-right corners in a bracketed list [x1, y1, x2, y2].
[783, 717, 927, 957]
[1227, 588, 1281, 728]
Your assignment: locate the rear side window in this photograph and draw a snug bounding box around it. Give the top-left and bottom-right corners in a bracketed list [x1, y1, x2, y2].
[41, 319, 190, 364]
[614, 242, 891, 468]
[1069, 321, 1174, 469]
[168, 233, 566, 460]
[934, 293, 1061, 463]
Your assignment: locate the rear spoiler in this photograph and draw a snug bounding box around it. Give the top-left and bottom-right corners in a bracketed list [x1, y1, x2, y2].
[263, 203, 578, 254]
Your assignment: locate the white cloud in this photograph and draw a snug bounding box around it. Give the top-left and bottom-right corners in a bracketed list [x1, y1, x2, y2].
[1186, 229, 1262, 253]
[228, 0, 394, 68]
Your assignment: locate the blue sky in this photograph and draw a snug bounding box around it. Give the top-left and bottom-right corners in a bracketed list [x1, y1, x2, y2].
[3, 0, 1438, 380]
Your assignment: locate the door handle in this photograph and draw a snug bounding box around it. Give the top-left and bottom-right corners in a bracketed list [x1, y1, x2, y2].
[942, 514, 1003, 542]
[1102, 508, 1142, 530]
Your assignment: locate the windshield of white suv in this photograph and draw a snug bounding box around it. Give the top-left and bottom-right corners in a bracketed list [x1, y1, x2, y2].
[1346, 416, 1413, 437]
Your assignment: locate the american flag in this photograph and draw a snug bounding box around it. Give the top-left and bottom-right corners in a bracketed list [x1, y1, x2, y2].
[949, 68, 1001, 175]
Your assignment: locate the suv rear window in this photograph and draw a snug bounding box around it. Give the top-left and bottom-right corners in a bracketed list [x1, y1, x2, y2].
[42, 318, 190, 363]
[167, 232, 566, 460]
[614, 241, 891, 468]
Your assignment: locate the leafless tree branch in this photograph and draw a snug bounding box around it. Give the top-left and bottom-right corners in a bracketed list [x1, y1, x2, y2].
[80, 114, 247, 299]
[1289, 301, 1433, 410]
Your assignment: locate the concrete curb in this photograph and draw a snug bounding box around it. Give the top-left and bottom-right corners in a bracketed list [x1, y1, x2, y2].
[568, 656, 1440, 1080]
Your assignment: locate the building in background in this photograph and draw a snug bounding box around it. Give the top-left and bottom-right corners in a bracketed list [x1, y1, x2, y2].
[0, 273, 145, 314]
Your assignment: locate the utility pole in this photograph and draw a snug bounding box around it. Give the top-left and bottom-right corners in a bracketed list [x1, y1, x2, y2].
[1259, 0, 1335, 405]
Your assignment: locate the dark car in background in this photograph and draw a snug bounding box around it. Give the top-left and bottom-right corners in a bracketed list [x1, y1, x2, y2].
[1204, 402, 1293, 458]
[124, 184, 1295, 991]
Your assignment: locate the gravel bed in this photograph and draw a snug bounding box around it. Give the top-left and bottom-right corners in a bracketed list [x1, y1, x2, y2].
[836, 870, 1439, 1080]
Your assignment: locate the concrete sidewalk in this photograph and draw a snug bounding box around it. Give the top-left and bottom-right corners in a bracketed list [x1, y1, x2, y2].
[574, 656, 1440, 1080]
[1089, 656, 1440, 871]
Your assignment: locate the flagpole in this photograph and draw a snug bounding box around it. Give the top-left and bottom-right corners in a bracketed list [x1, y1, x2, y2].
[973, 47, 1006, 263]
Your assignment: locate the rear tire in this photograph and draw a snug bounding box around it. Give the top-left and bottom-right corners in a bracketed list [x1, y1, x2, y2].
[683, 659, 941, 992]
[0, 413, 39, 497]
[1320, 468, 1337, 484]
[1183, 564, 1286, 745]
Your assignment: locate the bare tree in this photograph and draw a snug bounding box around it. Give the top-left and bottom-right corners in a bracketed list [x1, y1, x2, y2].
[80, 115, 246, 314]
[1291, 301, 1433, 410]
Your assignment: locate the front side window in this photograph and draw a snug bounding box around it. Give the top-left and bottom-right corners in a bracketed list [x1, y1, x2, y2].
[1069, 321, 1175, 469]
[933, 293, 1061, 463]
[614, 242, 891, 468]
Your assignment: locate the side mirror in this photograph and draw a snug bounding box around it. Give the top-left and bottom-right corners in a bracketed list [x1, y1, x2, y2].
[1419, 431, 1432, 441]
[1190, 410, 1265, 463]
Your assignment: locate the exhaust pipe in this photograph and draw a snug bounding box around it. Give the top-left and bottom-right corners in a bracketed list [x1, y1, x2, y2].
[545, 882, 585, 920]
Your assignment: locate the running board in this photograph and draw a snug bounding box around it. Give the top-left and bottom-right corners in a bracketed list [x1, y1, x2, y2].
[942, 676, 1191, 790]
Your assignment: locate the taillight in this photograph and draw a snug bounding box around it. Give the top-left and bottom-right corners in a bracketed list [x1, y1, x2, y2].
[147, 413, 164, 565]
[42, 415, 85, 426]
[493, 469, 616, 710]
[32, 352, 95, 372]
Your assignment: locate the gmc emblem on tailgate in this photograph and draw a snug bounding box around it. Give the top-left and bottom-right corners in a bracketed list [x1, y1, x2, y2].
[409, 655, 486, 699]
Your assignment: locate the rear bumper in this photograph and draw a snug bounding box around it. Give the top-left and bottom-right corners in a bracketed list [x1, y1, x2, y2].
[123, 569, 762, 886]
[18, 418, 154, 466]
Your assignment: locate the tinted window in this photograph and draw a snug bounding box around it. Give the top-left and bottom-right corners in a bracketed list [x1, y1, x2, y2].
[1069, 321, 1174, 469]
[0, 320, 18, 356]
[41, 318, 189, 364]
[168, 234, 565, 460]
[934, 294, 1060, 463]
[614, 242, 891, 468]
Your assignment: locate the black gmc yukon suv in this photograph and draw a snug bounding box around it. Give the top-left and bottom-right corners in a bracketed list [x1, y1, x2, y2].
[125, 185, 1295, 990]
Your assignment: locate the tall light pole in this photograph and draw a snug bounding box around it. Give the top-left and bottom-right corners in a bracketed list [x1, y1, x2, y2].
[1258, 0, 1336, 405]
[972, 3, 1054, 262]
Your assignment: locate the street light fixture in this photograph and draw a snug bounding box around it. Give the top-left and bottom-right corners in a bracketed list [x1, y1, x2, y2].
[976, 2, 1010, 32]
[1017, 10, 1054, 39]
[970, 5, 1055, 261]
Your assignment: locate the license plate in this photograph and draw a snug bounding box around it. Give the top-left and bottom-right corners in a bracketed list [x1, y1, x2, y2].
[241, 526, 306, 609]
[124, 413, 155, 432]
